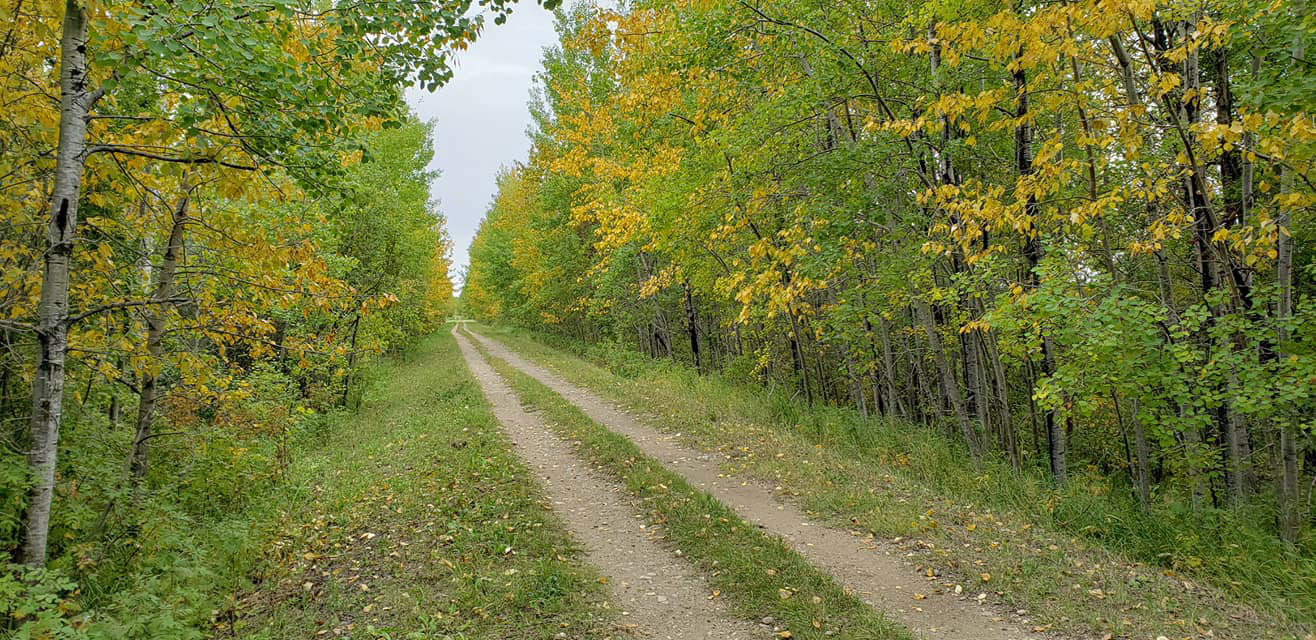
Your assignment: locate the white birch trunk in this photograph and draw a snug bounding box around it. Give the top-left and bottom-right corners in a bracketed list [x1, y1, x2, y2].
[23, 0, 95, 567]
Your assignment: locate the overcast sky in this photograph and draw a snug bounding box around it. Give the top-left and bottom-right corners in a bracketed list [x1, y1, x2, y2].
[405, 6, 559, 293]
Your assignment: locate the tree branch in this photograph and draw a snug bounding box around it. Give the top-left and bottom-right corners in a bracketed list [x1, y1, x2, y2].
[86, 145, 258, 171]
[67, 298, 191, 325]
[0, 319, 34, 332]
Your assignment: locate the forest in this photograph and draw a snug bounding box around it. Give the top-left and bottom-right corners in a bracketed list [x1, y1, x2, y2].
[468, 0, 1314, 538]
[2, 0, 1314, 637]
[0, 0, 528, 634]
[464, 0, 1316, 622]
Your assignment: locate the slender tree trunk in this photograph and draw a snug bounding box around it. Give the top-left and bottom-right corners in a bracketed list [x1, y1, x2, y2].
[129, 191, 191, 485]
[915, 300, 980, 459]
[683, 279, 701, 373]
[1, 331, 13, 439]
[22, 0, 96, 567]
[654, 320, 671, 358]
[787, 313, 812, 405]
[1214, 49, 1244, 228]
[876, 317, 904, 419]
[860, 318, 884, 416]
[1065, 42, 1118, 276]
[1179, 17, 1242, 504]
[818, 339, 834, 405]
[1243, 52, 1259, 225]
[1132, 400, 1152, 509]
[959, 331, 979, 420]
[1278, 420, 1301, 541]
[1038, 338, 1065, 483]
[1113, 389, 1140, 505]
[1112, 389, 1151, 509]
[982, 330, 1017, 468]
[342, 312, 361, 407]
[867, 315, 905, 419]
[1025, 358, 1042, 464]
[907, 306, 931, 425]
[842, 341, 866, 416]
[1014, 55, 1066, 485]
[968, 333, 991, 448]
[1181, 411, 1208, 510]
[1276, 0, 1307, 544]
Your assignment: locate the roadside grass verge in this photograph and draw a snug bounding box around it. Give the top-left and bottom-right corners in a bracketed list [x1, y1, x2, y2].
[228, 331, 614, 639]
[475, 325, 1308, 640]
[473, 336, 916, 640]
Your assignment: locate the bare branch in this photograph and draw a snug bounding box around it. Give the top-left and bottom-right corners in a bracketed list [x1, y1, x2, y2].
[86, 145, 258, 171]
[67, 297, 191, 325]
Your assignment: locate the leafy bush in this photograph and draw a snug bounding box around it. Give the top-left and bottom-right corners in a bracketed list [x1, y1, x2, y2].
[0, 565, 86, 639]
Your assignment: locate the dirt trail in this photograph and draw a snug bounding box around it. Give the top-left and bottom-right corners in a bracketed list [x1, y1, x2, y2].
[466, 328, 1049, 640]
[454, 330, 762, 639]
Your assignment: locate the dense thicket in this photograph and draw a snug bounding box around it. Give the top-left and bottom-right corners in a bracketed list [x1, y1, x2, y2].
[0, 0, 528, 633]
[466, 0, 1316, 554]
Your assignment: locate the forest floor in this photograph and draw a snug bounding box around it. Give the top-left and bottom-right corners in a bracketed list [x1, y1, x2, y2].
[462, 324, 1306, 640]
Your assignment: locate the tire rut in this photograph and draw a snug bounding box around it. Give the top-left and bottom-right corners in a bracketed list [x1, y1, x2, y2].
[465, 327, 1049, 640]
[455, 329, 763, 639]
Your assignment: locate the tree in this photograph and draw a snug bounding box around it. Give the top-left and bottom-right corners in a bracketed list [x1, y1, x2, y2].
[466, 0, 1316, 542]
[16, 0, 557, 567]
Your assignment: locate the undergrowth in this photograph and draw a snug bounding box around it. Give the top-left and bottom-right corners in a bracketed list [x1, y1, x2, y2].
[3, 331, 613, 640]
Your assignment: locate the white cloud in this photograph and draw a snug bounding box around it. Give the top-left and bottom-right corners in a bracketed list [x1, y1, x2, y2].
[405, 5, 558, 293]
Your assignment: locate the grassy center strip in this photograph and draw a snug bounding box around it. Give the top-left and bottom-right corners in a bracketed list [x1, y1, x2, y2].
[476, 339, 916, 640]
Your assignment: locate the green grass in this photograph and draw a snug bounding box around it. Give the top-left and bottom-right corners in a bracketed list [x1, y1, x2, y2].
[475, 324, 1313, 640]
[472, 335, 916, 640]
[228, 331, 614, 639]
